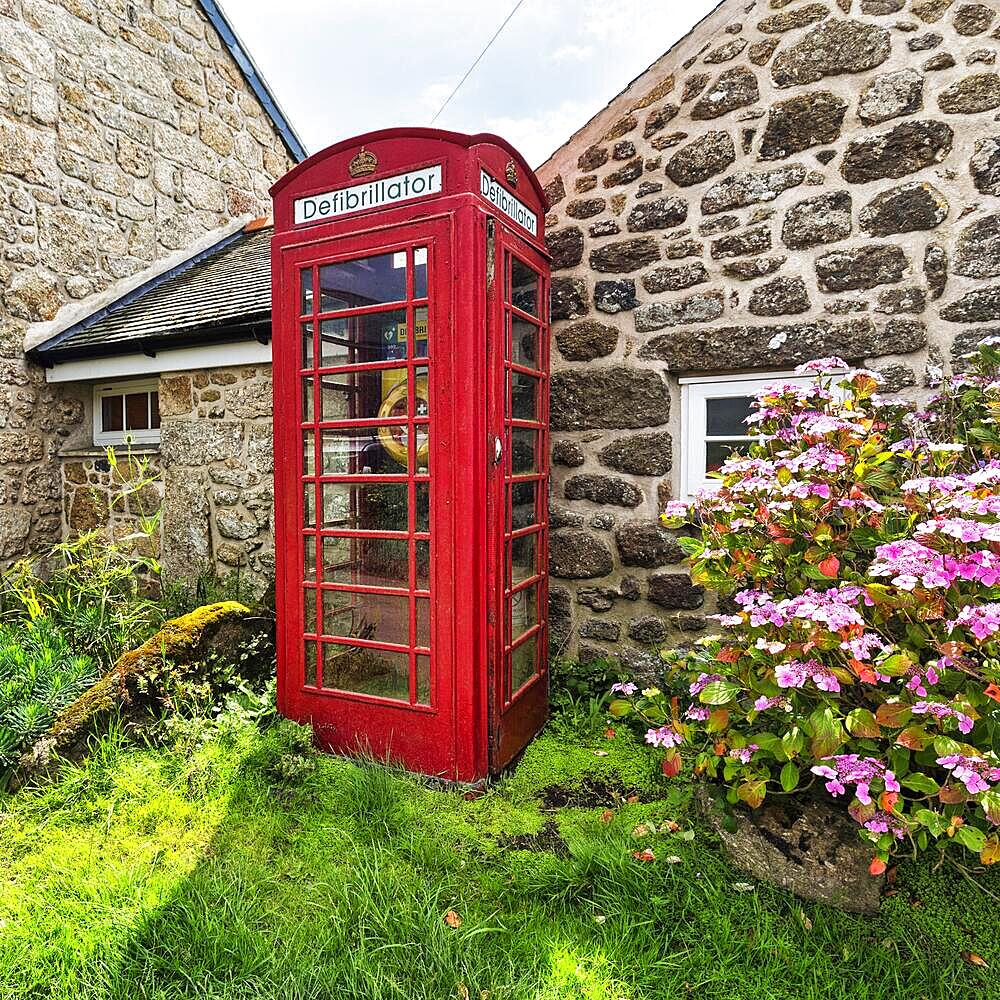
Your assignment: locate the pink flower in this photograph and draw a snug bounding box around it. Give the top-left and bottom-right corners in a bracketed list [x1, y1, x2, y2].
[645, 725, 683, 749]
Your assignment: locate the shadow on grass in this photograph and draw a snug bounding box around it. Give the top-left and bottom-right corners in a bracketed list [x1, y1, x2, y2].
[8, 723, 998, 1000]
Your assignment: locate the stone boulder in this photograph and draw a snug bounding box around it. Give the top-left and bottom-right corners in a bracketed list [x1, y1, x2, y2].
[550, 366, 670, 430]
[614, 520, 685, 568]
[701, 164, 805, 215]
[782, 191, 853, 249]
[938, 73, 1000, 114]
[857, 68, 924, 125]
[971, 137, 1000, 195]
[759, 92, 848, 160]
[814, 245, 908, 293]
[665, 131, 737, 186]
[550, 277, 589, 321]
[634, 290, 725, 332]
[840, 120, 953, 183]
[749, 276, 811, 316]
[953, 214, 1000, 278]
[564, 474, 643, 508]
[697, 787, 885, 914]
[555, 321, 618, 361]
[546, 227, 584, 270]
[859, 182, 948, 236]
[589, 238, 660, 273]
[626, 196, 688, 232]
[549, 529, 614, 579]
[771, 19, 891, 88]
[599, 431, 673, 476]
[691, 66, 759, 120]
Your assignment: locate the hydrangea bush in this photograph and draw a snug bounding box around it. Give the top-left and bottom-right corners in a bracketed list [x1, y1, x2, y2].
[611, 347, 1000, 872]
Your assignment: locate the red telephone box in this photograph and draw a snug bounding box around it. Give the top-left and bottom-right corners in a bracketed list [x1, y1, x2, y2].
[270, 128, 551, 782]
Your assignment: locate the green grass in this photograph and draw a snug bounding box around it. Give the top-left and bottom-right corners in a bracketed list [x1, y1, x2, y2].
[0, 720, 997, 1000]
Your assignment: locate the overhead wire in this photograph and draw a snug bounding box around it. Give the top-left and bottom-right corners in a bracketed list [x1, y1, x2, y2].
[429, 0, 527, 125]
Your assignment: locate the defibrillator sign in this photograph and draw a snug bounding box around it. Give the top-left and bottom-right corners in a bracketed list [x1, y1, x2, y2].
[479, 170, 537, 236]
[294, 165, 443, 225]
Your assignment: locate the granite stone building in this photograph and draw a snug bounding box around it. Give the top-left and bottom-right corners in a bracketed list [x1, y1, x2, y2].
[1, 0, 301, 590]
[9, 0, 1000, 660]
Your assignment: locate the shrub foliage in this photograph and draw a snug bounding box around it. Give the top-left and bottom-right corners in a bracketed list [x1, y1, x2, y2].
[612, 349, 1000, 870]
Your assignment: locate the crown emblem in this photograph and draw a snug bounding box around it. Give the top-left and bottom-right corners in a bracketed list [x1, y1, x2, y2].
[505, 159, 518, 186]
[349, 147, 378, 178]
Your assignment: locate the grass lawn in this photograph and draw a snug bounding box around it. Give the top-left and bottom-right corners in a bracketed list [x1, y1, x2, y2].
[1, 719, 997, 1000]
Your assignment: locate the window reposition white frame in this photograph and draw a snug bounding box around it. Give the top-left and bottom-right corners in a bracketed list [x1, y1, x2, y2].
[92, 378, 161, 447]
[679, 371, 816, 500]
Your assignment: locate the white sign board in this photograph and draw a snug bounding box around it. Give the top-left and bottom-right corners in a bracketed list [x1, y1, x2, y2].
[479, 170, 537, 236]
[294, 165, 443, 225]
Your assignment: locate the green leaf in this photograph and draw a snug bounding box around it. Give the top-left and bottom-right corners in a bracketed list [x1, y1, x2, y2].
[698, 680, 742, 706]
[607, 699, 632, 718]
[808, 706, 844, 759]
[846, 708, 881, 738]
[780, 761, 800, 793]
[915, 809, 947, 836]
[677, 536, 703, 556]
[900, 773, 940, 795]
[955, 825, 987, 854]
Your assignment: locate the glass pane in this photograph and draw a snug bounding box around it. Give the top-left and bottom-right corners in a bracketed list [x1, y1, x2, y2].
[303, 535, 316, 579]
[320, 368, 406, 422]
[321, 427, 408, 475]
[415, 483, 429, 531]
[511, 428, 538, 474]
[416, 654, 430, 705]
[412, 306, 429, 359]
[415, 540, 430, 590]
[706, 396, 754, 436]
[511, 371, 537, 421]
[319, 252, 407, 312]
[102, 395, 123, 433]
[511, 257, 538, 316]
[321, 642, 410, 701]
[304, 639, 317, 687]
[414, 247, 428, 299]
[301, 268, 313, 314]
[511, 481, 538, 531]
[302, 431, 315, 476]
[416, 598, 430, 649]
[510, 532, 537, 586]
[303, 483, 316, 528]
[302, 322, 314, 369]
[320, 309, 407, 367]
[304, 587, 317, 634]
[321, 590, 410, 648]
[321, 482, 408, 532]
[151, 392, 160, 429]
[511, 317, 539, 369]
[302, 377, 314, 422]
[511, 635, 537, 693]
[706, 439, 749, 473]
[323, 535, 409, 589]
[510, 584, 538, 641]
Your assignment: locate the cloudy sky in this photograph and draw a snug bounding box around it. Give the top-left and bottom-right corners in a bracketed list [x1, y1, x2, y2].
[223, 0, 721, 168]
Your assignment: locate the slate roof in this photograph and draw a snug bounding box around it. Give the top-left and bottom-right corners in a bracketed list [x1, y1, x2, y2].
[31, 225, 274, 362]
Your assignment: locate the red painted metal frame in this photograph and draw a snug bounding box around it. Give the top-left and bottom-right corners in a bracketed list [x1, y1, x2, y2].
[271, 129, 550, 782]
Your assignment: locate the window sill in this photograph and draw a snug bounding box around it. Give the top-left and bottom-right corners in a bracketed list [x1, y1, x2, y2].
[59, 445, 161, 460]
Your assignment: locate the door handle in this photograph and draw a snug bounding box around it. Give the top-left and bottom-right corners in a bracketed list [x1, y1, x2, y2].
[493, 436, 503, 465]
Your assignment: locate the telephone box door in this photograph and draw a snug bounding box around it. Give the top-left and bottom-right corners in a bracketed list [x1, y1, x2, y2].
[488, 222, 550, 770]
[275, 218, 459, 777]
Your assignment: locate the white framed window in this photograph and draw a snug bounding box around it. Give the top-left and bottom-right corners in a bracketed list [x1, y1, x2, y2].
[93, 379, 161, 447]
[679, 372, 816, 499]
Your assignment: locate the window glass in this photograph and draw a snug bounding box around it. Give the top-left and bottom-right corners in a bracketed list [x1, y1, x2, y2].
[319, 252, 407, 312]
[511, 635, 537, 693]
[510, 258, 538, 316]
[320, 309, 407, 367]
[301, 268, 313, 314]
[302, 322, 314, 368]
[510, 481, 538, 531]
[510, 371, 537, 421]
[102, 395, 123, 433]
[322, 535, 409, 589]
[321, 642, 410, 701]
[511, 317, 538, 369]
[416, 654, 430, 705]
[706, 396, 754, 437]
[510, 532, 537, 586]
[706, 440, 748, 474]
[510, 584, 538, 641]
[510, 428, 538, 474]
[321, 427, 408, 476]
[320, 369, 407, 422]
[321, 589, 410, 648]
[414, 248, 428, 299]
[321, 482, 408, 533]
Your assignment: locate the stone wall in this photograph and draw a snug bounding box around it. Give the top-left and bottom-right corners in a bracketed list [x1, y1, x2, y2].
[0, 0, 293, 563]
[158, 364, 275, 597]
[537, 0, 1000, 670]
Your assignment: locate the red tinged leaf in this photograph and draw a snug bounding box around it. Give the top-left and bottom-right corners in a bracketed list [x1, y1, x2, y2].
[599, 809, 614, 824]
[962, 952, 989, 968]
[985, 683, 1000, 704]
[632, 848, 655, 862]
[896, 726, 932, 750]
[444, 910, 462, 929]
[818, 555, 840, 579]
[876, 702, 912, 728]
[939, 784, 968, 805]
[662, 750, 682, 777]
[869, 857, 887, 876]
[880, 791, 899, 812]
[716, 646, 742, 664]
[603, 727, 616, 740]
